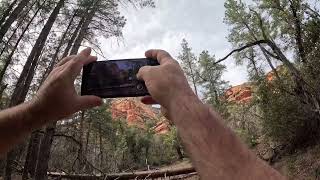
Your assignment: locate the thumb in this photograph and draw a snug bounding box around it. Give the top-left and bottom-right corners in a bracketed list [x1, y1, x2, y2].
[137, 66, 152, 81]
[77, 96, 103, 110]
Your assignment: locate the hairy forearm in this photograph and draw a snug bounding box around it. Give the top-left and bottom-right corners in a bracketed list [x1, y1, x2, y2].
[169, 94, 285, 180]
[0, 102, 42, 155]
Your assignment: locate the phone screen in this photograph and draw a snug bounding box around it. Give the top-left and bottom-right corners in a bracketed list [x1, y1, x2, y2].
[81, 58, 159, 98]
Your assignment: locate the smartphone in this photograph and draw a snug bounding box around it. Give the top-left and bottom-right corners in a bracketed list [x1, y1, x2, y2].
[81, 58, 159, 98]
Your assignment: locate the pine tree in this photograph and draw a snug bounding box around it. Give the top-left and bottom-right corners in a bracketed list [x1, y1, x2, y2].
[0, 0, 31, 41]
[178, 39, 199, 96]
[198, 50, 229, 111]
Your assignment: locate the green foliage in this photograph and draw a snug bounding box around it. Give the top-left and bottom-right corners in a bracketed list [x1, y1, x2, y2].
[178, 39, 200, 94]
[198, 50, 229, 115]
[224, 0, 320, 150]
[256, 77, 315, 147]
[227, 100, 262, 145]
[236, 129, 259, 148]
[177, 39, 230, 116]
[112, 121, 179, 170]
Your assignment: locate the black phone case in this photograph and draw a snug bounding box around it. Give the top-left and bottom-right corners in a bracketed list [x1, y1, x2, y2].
[81, 58, 159, 98]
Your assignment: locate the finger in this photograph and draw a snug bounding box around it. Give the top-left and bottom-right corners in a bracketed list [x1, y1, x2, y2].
[56, 55, 76, 67]
[145, 49, 173, 65]
[136, 66, 153, 81]
[59, 47, 94, 70]
[83, 55, 98, 66]
[72, 47, 96, 66]
[79, 47, 92, 57]
[64, 55, 97, 79]
[77, 95, 103, 110]
[141, 96, 158, 105]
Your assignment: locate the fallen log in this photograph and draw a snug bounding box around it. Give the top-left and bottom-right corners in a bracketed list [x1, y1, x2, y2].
[48, 167, 196, 179]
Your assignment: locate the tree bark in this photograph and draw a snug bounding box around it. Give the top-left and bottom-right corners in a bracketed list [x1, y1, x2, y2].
[4, 150, 15, 180]
[4, 1, 65, 179]
[0, 0, 19, 27]
[98, 123, 103, 170]
[78, 111, 85, 172]
[289, 1, 306, 63]
[22, 13, 76, 179]
[34, 122, 57, 180]
[39, 11, 77, 85]
[0, 0, 38, 57]
[22, 130, 42, 180]
[84, 119, 92, 156]
[69, 8, 96, 55]
[62, 16, 85, 58]
[0, 0, 30, 42]
[0, 2, 42, 86]
[9, 0, 65, 107]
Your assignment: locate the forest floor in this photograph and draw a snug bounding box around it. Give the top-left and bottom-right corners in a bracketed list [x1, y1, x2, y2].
[161, 144, 320, 180]
[5, 146, 320, 180]
[273, 144, 320, 180]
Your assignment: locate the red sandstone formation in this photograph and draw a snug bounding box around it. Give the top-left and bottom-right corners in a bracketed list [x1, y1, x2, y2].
[225, 83, 253, 103]
[111, 98, 170, 134]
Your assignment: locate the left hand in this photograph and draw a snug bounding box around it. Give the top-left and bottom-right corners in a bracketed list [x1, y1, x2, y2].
[29, 48, 103, 122]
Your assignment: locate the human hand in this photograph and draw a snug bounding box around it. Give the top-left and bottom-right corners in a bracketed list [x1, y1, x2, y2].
[137, 49, 196, 111]
[29, 48, 102, 122]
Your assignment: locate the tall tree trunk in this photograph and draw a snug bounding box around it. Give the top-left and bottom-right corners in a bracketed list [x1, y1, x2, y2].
[4, 1, 65, 179]
[289, 2, 306, 63]
[99, 123, 103, 170]
[9, 0, 65, 107]
[0, 0, 37, 57]
[31, 12, 84, 178]
[24, 9, 78, 180]
[0, 0, 19, 27]
[69, 9, 96, 55]
[187, 59, 198, 96]
[0, 2, 42, 86]
[0, 0, 30, 42]
[22, 13, 74, 179]
[62, 16, 85, 58]
[22, 130, 42, 180]
[78, 111, 85, 173]
[34, 122, 56, 180]
[247, 48, 260, 77]
[84, 119, 92, 156]
[39, 11, 77, 84]
[4, 150, 15, 180]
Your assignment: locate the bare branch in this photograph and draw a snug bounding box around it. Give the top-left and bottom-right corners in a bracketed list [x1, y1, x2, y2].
[215, 40, 269, 65]
[303, 4, 320, 18]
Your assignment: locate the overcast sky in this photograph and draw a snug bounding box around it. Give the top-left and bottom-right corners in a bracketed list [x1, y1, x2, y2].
[100, 0, 248, 86]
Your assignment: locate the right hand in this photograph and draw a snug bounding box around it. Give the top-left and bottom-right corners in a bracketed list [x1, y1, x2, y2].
[137, 49, 196, 110]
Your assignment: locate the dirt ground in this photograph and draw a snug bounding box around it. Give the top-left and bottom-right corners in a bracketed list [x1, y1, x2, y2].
[273, 144, 320, 180]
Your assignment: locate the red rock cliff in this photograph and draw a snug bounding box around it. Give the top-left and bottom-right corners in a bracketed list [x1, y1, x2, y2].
[225, 83, 253, 103]
[111, 98, 170, 134]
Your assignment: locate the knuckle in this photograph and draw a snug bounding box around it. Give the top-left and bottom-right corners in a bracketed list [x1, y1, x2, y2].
[140, 66, 151, 73]
[159, 50, 170, 58]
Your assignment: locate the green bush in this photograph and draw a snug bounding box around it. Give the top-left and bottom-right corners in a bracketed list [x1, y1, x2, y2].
[256, 79, 316, 148]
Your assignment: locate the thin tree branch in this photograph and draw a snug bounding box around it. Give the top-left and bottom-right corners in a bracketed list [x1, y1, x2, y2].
[215, 40, 269, 65]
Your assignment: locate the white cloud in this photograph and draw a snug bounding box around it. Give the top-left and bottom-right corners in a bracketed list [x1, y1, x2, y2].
[100, 0, 248, 86]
